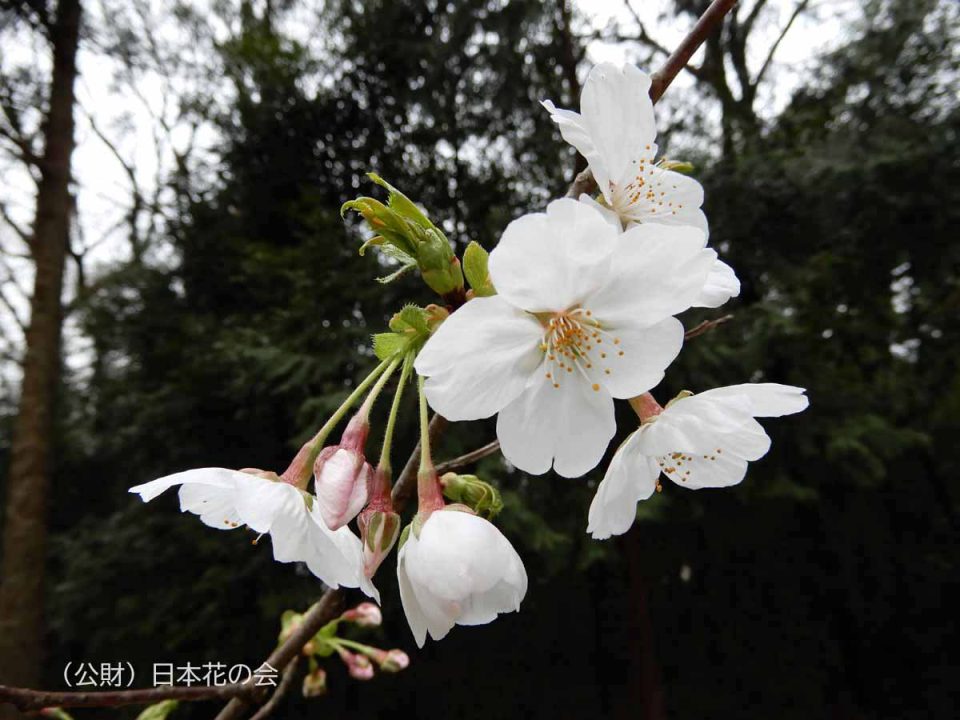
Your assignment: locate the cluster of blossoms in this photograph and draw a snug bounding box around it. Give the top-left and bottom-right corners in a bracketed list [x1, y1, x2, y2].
[130, 63, 807, 656]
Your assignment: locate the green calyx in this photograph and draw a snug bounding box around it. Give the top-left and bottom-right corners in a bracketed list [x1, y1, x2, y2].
[372, 304, 446, 361]
[342, 173, 464, 296]
[440, 472, 503, 519]
[463, 241, 496, 297]
[658, 159, 695, 174]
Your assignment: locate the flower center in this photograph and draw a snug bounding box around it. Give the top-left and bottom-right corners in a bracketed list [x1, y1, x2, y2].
[608, 156, 686, 220]
[538, 308, 624, 391]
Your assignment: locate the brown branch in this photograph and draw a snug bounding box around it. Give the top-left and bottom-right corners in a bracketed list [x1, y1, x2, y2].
[435, 440, 501, 474]
[564, 0, 738, 198]
[0, 682, 254, 712]
[248, 656, 300, 720]
[648, 0, 739, 103]
[684, 314, 734, 340]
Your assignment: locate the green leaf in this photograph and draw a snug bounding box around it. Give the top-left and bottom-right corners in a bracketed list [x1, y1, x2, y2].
[135, 700, 179, 720]
[463, 241, 495, 296]
[367, 172, 432, 228]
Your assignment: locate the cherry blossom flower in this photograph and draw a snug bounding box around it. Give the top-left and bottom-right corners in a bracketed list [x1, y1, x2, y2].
[587, 384, 809, 539]
[397, 508, 527, 647]
[129, 467, 379, 600]
[542, 63, 707, 232]
[542, 62, 739, 308]
[414, 198, 716, 477]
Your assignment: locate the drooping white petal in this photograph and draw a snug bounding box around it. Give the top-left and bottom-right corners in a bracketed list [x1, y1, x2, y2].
[694, 258, 740, 308]
[587, 223, 716, 328]
[415, 295, 543, 421]
[697, 383, 809, 417]
[129, 467, 256, 529]
[397, 543, 430, 648]
[488, 199, 617, 313]
[496, 370, 615, 478]
[398, 511, 527, 646]
[575, 63, 657, 202]
[587, 432, 660, 540]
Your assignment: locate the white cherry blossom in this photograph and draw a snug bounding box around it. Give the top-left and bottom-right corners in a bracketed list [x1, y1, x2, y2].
[414, 198, 716, 477]
[542, 62, 707, 232]
[587, 384, 809, 539]
[397, 509, 527, 647]
[129, 468, 379, 600]
[543, 62, 739, 308]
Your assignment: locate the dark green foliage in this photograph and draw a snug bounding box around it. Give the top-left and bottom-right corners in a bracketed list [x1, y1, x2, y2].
[15, 0, 958, 718]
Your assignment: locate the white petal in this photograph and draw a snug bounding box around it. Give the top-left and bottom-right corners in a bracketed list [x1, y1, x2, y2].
[406, 512, 526, 636]
[636, 394, 755, 457]
[397, 545, 429, 648]
[587, 432, 660, 540]
[306, 503, 378, 597]
[579, 64, 657, 201]
[659, 450, 749, 490]
[697, 383, 809, 417]
[586, 317, 684, 399]
[694, 258, 740, 308]
[578, 193, 623, 231]
[130, 468, 255, 530]
[129, 467, 239, 502]
[496, 371, 615, 478]
[618, 168, 706, 230]
[415, 295, 543, 421]
[488, 199, 617, 313]
[587, 223, 716, 328]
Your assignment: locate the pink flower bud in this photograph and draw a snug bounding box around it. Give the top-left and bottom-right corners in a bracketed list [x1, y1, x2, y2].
[340, 602, 382, 627]
[302, 668, 327, 697]
[337, 648, 374, 681]
[357, 506, 402, 579]
[313, 413, 371, 530]
[379, 649, 410, 673]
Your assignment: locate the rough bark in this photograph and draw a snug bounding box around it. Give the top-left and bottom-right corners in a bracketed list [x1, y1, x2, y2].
[0, 0, 82, 699]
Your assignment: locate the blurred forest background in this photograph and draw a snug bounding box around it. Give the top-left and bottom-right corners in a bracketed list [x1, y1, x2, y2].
[0, 0, 957, 718]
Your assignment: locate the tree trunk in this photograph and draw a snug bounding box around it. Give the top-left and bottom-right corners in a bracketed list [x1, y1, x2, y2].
[0, 0, 82, 698]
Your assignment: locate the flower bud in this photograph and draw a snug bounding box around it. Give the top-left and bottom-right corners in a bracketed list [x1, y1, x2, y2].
[439, 473, 503, 519]
[302, 668, 327, 697]
[357, 507, 402, 578]
[313, 413, 371, 530]
[337, 648, 374, 681]
[340, 602, 382, 628]
[417, 228, 464, 297]
[378, 649, 410, 673]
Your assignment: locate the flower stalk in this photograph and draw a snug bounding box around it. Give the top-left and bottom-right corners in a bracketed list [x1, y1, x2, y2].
[416, 374, 445, 514]
[280, 357, 395, 488]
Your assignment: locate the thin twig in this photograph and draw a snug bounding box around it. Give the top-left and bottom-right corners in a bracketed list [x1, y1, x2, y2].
[684, 314, 734, 340]
[0, 682, 253, 712]
[566, 0, 739, 198]
[435, 440, 501, 474]
[247, 657, 300, 720]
